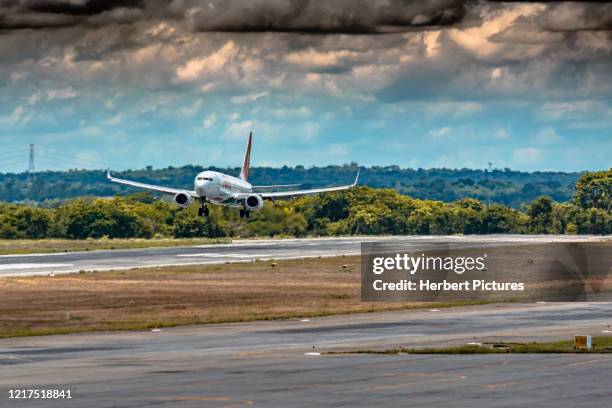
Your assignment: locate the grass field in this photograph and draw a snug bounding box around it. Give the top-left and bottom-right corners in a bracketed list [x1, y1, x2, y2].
[0, 256, 480, 338]
[0, 237, 230, 255]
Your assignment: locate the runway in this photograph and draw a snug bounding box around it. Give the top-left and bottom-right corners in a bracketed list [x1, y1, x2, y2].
[1, 302, 611, 407]
[0, 235, 607, 276]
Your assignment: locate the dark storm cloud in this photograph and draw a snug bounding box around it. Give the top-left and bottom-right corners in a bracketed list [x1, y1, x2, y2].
[540, 2, 612, 32]
[186, 0, 612, 35]
[25, 0, 142, 16]
[0, 0, 145, 29]
[188, 0, 468, 34]
[0, 0, 469, 32]
[1, 1, 612, 34]
[0, 9, 77, 29]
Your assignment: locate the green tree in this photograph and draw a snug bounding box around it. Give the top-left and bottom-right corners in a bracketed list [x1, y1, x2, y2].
[574, 208, 611, 235]
[244, 204, 308, 237]
[407, 206, 434, 234]
[573, 169, 611, 211]
[483, 205, 524, 233]
[527, 196, 554, 234]
[172, 209, 224, 238]
[56, 198, 144, 239]
[0, 204, 50, 238]
[551, 202, 577, 234]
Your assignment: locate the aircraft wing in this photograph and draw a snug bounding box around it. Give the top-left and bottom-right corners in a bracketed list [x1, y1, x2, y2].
[107, 171, 197, 197]
[251, 183, 300, 191]
[259, 170, 359, 201]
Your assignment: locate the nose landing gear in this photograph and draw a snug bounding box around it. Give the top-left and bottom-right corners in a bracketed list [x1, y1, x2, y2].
[198, 204, 209, 217]
[239, 209, 250, 219]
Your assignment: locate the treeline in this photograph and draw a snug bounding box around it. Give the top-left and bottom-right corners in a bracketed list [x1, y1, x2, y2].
[0, 171, 609, 239]
[0, 165, 580, 208]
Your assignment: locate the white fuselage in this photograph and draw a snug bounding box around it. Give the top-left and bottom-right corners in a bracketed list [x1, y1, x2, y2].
[194, 171, 252, 206]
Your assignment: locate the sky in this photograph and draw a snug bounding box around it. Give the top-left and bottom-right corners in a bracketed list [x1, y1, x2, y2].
[0, 0, 610, 173]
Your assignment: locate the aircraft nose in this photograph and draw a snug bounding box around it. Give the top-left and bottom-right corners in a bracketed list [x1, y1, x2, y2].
[195, 180, 208, 194]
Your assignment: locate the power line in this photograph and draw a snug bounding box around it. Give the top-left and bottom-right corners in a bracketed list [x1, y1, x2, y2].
[0, 146, 29, 173]
[2, 144, 160, 173]
[0, 147, 28, 161]
[37, 146, 135, 170]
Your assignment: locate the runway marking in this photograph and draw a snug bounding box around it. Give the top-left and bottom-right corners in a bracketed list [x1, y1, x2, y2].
[217, 400, 255, 407]
[557, 358, 610, 369]
[486, 380, 526, 389]
[354, 376, 465, 392]
[382, 372, 454, 379]
[0, 252, 70, 258]
[177, 252, 316, 259]
[0, 263, 73, 270]
[177, 253, 270, 258]
[160, 396, 231, 401]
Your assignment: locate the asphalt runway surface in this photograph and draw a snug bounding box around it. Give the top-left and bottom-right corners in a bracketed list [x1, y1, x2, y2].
[1, 302, 611, 407]
[1, 236, 610, 407]
[0, 235, 608, 276]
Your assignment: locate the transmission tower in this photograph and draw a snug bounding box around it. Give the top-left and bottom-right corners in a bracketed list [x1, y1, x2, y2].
[28, 144, 35, 172]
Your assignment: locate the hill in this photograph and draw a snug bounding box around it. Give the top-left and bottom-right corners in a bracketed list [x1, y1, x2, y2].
[0, 165, 581, 208]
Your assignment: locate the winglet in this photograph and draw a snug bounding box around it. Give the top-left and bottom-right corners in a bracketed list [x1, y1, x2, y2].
[107, 169, 112, 180]
[352, 168, 360, 187]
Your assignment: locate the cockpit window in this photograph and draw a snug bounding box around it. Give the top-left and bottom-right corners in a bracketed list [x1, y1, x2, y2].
[197, 177, 213, 181]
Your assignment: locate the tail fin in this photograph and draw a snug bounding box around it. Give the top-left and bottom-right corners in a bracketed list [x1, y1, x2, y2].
[239, 131, 252, 181]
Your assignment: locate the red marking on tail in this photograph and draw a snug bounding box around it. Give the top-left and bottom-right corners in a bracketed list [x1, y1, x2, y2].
[239, 132, 252, 181]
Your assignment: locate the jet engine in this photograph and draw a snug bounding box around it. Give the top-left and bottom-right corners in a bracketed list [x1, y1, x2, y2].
[244, 194, 264, 211]
[173, 192, 193, 208]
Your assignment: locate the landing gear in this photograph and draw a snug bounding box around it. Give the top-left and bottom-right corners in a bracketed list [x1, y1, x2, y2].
[198, 205, 209, 217]
[239, 209, 250, 219]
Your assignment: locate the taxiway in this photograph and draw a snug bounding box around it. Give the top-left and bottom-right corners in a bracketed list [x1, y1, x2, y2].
[1, 302, 611, 407]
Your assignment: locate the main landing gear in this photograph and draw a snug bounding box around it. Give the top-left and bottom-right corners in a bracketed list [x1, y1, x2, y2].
[198, 204, 209, 217]
[239, 209, 250, 219]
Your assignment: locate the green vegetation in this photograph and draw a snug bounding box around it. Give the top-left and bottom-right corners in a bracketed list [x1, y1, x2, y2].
[329, 337, 612, 354]
[0, 170, 609, 239]
[0, 164, 581, 208]
[573, 169, 611, 212]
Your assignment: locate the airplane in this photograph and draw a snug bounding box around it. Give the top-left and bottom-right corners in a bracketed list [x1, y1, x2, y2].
[107, 132, 359, 218]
